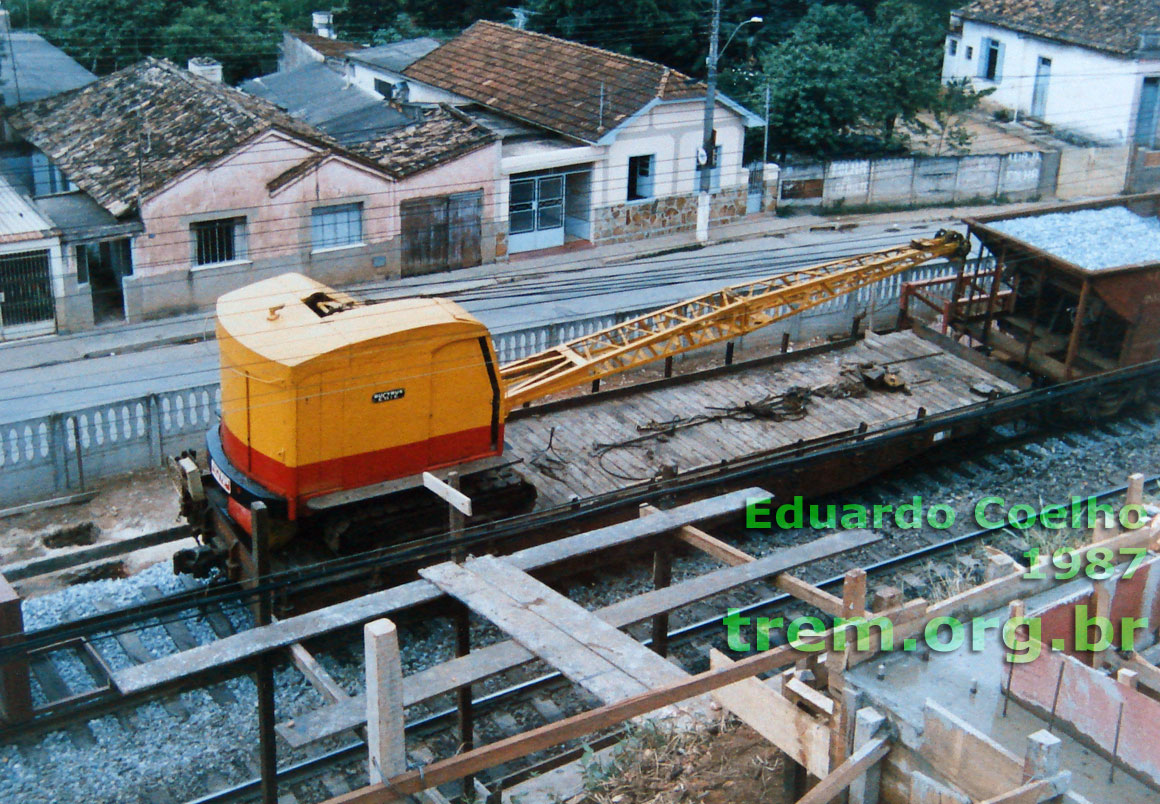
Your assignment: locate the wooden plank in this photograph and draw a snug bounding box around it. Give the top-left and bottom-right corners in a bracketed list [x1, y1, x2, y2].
[288, 642, 348, 706]
[115, 489, 761, 696]
[709, 649, 831, 777]
[278, 528, 878, 747]
[676, 524, 753, 566]
[422, 473, 472, 516]
[421, 561, 644, 705]
[421, 557, 683, 703]
[323, 633, 832, 804]
[464, 556, 686, 688]
[640, 503, 753, 566]
[1, 525, 192, 581]
[0, 491, 99, 519]
[914, 701, 1024, 801]
[976, 775, 1070, 804]
[775, 574, 844, 616]
[795, 736, 890, 804]
[785, 675, 835, 716]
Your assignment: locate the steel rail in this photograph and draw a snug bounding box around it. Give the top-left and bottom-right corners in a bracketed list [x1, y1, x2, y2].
[185, 460, 1159, 804]
[7, 350, 1160, 667]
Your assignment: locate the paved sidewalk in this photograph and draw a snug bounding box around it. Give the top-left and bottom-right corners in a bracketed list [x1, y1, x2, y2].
[0, 199, 1048, 372]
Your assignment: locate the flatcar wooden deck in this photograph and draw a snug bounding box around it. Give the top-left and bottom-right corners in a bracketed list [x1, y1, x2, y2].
[505, 331, 1017, 510]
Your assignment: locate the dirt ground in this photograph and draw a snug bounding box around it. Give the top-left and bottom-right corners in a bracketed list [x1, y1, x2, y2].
[909, 107, 1046, 157]
[575, 718, 789, 804]
[0, 467, 190, 596]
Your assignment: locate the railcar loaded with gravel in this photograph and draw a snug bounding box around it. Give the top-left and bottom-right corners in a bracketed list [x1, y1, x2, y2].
[961, 192, 1160, 383]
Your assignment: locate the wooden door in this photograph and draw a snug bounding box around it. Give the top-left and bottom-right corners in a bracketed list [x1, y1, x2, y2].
[447, 191, 482, 269]
[401, 196, 448, 277]
[401, 192, 483, 277]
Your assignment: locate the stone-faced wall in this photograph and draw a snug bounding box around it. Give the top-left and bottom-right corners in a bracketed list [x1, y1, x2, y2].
[592, 186, 749, 245]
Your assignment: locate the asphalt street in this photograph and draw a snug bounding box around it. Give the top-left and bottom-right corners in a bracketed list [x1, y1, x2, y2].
[0, 219, 948, 422]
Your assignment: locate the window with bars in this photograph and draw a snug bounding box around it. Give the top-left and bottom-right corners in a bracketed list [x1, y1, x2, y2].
[192, 217, 245, 267]
[312, 202, 364, 250]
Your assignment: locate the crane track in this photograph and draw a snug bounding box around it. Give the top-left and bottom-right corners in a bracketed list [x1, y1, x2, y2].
[9, 401, 1160, 804]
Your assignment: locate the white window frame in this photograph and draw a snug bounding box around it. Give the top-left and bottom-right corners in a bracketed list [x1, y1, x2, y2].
[191, 216, 248, 270]
[311, 202, 364, 253]
[626, 154, 655, 201]
[980, 37, 1004, 82]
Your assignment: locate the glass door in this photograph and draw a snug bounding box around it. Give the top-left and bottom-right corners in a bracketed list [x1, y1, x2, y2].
[509, 174, 567, 253]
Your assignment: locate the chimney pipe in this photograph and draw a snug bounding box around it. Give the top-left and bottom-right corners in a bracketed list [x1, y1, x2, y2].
[312, 11, 335, 39]
[188, 57, 223, 83]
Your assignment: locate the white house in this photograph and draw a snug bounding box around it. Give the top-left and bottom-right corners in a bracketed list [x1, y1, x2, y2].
[942, 0, 1160, 146]
[0, 172, 67, 341]
[344, 22, 763, 256]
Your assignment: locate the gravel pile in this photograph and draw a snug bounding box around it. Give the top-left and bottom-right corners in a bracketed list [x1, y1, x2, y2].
[2, 564, 329, 804]
[989, 207, 1160, 270]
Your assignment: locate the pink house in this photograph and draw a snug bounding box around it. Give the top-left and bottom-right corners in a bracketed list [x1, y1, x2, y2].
[4, 58, 500, 326]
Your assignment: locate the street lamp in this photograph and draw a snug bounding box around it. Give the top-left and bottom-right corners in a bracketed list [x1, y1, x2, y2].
[697, 5, 762, 241]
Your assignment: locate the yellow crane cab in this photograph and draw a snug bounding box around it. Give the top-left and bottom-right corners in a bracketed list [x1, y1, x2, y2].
[207, 273, 505, 544]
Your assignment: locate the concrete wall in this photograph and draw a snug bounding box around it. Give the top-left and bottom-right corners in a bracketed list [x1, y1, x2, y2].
[1006, 559, 1160, 787]
[278, 33, 325, 72]
[125, 131, 500, 321]
[780, 151, 1045, 207]
[943, 20, 1160, 145]
[345, 62, 465, 104]
[1055, 145, 1133, 198]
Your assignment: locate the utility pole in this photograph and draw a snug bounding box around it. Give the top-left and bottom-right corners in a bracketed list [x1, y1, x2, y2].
[700, 0, 721, 196]
[696, 0, 721, 242]
[763, 82, 771, 164]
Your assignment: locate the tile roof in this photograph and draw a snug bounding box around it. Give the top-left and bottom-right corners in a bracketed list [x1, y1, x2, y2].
[403, 21, 705, 143]
[5, 58, 335, 216]
[348, 37, 441, 72]
[287, 30, 367, 60]
[959, 0, 1160, 55]
[348, 105, 496, 179]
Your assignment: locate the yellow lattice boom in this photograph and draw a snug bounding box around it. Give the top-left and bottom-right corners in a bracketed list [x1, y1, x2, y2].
[500, 231, 969, 407]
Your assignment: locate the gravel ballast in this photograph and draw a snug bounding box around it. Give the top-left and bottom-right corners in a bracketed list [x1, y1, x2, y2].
[989, 207, 1160, 270]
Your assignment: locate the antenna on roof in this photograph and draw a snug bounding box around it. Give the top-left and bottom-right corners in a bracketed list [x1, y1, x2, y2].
[598, 82, 604, 132]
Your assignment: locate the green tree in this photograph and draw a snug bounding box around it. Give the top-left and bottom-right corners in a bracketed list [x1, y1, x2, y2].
[159, 1, 284, 82]
[925, 78, 994, 154]
[527, 0, 704, 75]
[49, 0, 173, 72]
[858, 0, 945, 144]
[334, 0, 403, 42]
[757, 5, 872, 155]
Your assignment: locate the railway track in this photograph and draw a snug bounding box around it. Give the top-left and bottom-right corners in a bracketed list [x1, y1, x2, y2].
[12, 344, 1160, 674]
[8, 395, 1160, 804]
